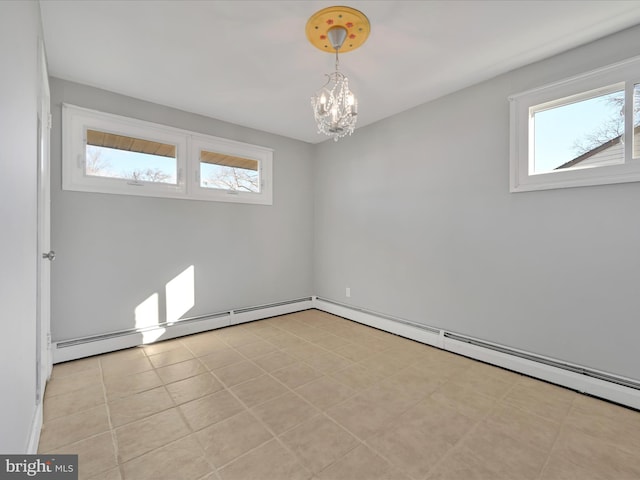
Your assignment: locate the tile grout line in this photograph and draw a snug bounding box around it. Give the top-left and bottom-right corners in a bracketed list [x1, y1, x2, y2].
[98, 356, 123, 480]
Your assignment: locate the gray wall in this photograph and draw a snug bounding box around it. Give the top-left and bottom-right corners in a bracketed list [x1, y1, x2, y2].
[50, 79, 314, 341]
[0, 1, 40, 452]
[313, 25, 640, 382]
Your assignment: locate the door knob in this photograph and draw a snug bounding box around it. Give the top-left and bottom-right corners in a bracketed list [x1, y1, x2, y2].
[42, 251, 56, 261]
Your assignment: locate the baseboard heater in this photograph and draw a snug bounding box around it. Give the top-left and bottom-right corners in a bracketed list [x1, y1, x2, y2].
[53, 297, 313, 362]
[444, 332, 640, 391]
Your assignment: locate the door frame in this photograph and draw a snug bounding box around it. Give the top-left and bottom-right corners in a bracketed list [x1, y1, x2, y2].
[36, 37, 52, 403]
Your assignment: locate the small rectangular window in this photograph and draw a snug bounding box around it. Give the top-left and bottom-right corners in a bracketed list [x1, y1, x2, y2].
[200, 150, 260, 193]
[86, 130, 178, 185]
[509, 55, 640, 192]
[191, 135, 272, 205]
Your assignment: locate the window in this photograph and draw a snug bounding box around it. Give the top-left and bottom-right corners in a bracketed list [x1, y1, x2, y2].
[63, 104, 273, 204]
[509, 55, 640, 192]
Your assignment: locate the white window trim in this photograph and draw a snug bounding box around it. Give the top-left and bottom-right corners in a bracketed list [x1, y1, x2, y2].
[62, 104, 273, 205]
[509, 55, 640, 192]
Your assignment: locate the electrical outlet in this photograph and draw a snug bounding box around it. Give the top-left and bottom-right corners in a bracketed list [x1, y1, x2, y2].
[346, 287, 351, 298]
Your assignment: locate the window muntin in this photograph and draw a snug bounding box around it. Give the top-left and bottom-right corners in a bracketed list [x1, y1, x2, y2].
[509, 55, 640, 192]
[63, 104, 273, 205]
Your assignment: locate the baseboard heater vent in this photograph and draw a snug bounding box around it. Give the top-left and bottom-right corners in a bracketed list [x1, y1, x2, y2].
[316, 297, 441, 335]
[234, 297, 313, 314]
[444, 332, 640, 391]
[56, 311, 232, 349]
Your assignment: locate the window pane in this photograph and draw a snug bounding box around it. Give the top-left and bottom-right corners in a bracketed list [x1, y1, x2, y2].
[532, 89, 624, 173]
[199, 149, 260, 192]
[85, 129, 177, 184]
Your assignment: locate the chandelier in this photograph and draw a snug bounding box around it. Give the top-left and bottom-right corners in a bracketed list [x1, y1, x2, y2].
[306, 6, 370, 142]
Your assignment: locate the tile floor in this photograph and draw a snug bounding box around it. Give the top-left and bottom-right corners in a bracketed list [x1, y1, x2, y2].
[39, 309, 640, 480]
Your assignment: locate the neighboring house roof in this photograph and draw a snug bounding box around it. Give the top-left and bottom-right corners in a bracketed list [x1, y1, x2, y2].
[555, 125, 640, 170]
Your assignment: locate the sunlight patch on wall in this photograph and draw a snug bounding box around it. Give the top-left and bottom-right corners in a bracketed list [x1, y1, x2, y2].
[134, 292, 165, 343]
[166, 265, 195, 325]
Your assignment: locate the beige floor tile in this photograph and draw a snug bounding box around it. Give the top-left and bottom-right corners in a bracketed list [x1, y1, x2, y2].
[108, 386, 174, 427]
[101, 355, 153, 378]
[50, 432, 117, 479]
[292, 326, 332, 342]
[565, 394, 640, 455]
[196, 411, 273, 467]
[147, 347, 194, 368]
[219, 439, 311, 480]
[399, 398, 477, 445]
[326, 393, 396, 440]
[271, 363, 324, 389]
[306, 352, 356, 375]
[317, 444, 409, 480]
[251, 350, 297, 372]
[552, 426, 640, 479]
[179, 390, 245, 431]
[425, 445, 510, 480]
[449, 367, 515, 399]
[484, 403, 561, 452]
[217, 329, 262, 348]
[330, 363, 384, 391]
[266, 332, 307, 349]
[234, 339, 278, 359]
[121, 434, 213, 480]
[44, 383, 105, 421]
[181, 334, 228, 357]
[243, 323, 283, 340]
[39, 404, 110, 451]
[368, 424, 453, 480]
[539, 452, 607, 480]
[230, 374, 288, 407]
[165, 372, 224, 404]
[295, 376, 356, 411]
[199, 348, 245, 370]
[459, 423, 549, 480]
[331, 343, 377, 362]
[429, 381, 495, 420]
[280, 415, 359, 474]
[212, 361, 264, 387]
[140, 337, 184, 356]
[86, 468, 122, 480]
[104, 369, 163, 401]
[381, 367, 444, 402]
[251, 392, 319, 435]
[502, 378, 575, 423]
[115, 408, 190, 463]
[309, 333, 352, 351]
[45, 369, 103, 397]
[51, 356, 100, 379]
[155, 358, 207, 384]
[282, 343, 328, 361]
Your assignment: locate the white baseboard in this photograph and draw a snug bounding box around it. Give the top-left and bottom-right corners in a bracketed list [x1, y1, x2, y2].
[53, 298, 313, 363]
[25, 401, 43, 454]
[313, 297, 640, 411]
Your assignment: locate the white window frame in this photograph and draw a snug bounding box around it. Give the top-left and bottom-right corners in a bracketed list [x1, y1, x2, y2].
[190, 134, 272, 205]
[62, 104, 273, 205]
[509, 55, 640, 192]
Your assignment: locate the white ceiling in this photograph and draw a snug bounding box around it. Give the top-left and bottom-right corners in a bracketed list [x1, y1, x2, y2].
[40, 0, 640, 144]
